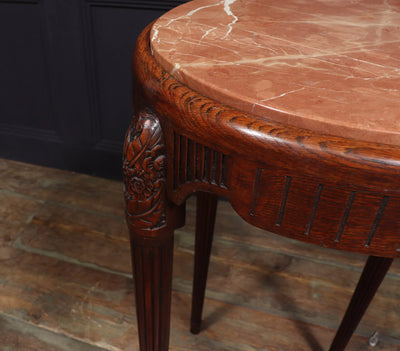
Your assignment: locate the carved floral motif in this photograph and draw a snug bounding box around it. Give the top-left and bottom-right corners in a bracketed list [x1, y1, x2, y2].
[123, 110, 166, 230]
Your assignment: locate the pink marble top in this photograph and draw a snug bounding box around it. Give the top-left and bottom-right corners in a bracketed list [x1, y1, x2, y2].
[150, 0, 400, 146]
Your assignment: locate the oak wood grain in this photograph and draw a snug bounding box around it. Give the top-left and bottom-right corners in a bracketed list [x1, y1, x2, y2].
[128, 23, 400, 351]
[133, 24, 400, 258]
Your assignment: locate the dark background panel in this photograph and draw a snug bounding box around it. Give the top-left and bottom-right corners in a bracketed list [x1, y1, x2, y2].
[0, 1, 56, 133]
[0, 0, 189, 179]
[84, 1, 171, 152]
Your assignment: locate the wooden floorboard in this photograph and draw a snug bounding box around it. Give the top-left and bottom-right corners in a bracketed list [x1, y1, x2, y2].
[0, 314, 108, 351]
[0, 158, 399, 350]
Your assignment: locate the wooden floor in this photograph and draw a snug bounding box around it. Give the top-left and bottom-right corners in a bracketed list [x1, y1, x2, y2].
[0, 158, 399, 351]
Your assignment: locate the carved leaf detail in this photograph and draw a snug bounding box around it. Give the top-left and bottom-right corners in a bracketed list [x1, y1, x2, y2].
[123, 110, 166, 230]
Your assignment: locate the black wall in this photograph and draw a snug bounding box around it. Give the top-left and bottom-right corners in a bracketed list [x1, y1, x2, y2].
[0, 0, 188, 179]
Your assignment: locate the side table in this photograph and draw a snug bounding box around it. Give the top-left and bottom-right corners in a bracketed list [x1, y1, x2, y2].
[123, 1, 400, 350]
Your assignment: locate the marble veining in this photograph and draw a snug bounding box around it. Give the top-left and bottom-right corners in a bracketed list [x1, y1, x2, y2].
[150, 0, 400, 146]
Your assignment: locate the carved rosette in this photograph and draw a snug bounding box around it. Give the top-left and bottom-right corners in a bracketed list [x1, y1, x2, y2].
[123, 110, 167, 231]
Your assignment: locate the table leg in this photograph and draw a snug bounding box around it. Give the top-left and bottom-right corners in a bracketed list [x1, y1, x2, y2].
[130, 234, 174, 351]
[123, 109, 177, 351]
[191, 192, 218, 334]
[329, 256, 393, 351]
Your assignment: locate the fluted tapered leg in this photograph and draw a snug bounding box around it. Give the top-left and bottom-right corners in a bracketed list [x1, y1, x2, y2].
[130, 234, 174, 351]
[329, 255, 393, 351]
[123, 109, 183, 351]
[190, 192, 218, 334]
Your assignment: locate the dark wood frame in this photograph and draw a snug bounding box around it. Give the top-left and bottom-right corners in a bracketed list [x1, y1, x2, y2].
[123, 24, 400, 351]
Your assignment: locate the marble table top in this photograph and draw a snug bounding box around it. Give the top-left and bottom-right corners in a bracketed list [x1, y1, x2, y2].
[150, 0, 400, 146]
